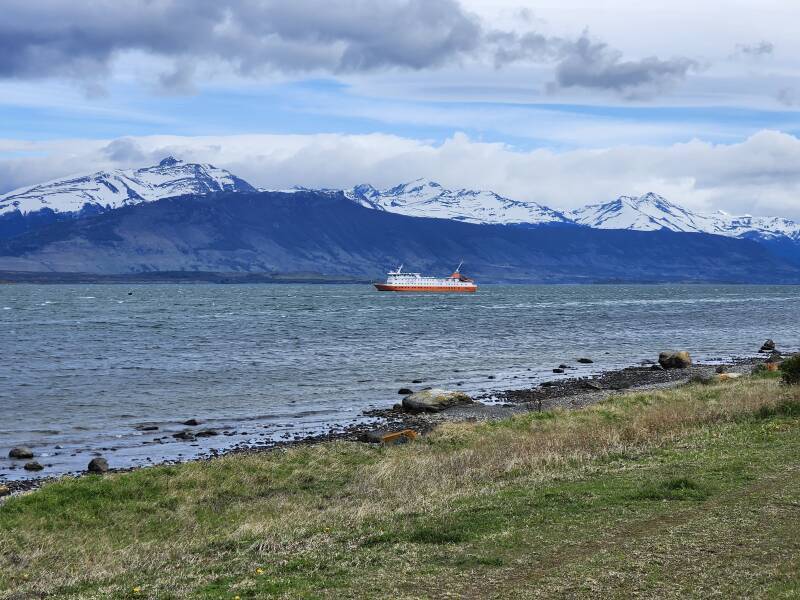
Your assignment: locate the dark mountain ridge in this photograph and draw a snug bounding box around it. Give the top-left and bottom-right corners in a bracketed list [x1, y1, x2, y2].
[1, 190, 798, 283]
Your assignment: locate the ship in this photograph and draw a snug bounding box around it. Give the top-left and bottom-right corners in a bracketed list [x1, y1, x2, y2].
[374, 262, 477, 293]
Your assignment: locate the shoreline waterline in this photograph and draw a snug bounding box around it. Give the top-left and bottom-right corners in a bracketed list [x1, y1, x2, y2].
[0, 352, 778, 495]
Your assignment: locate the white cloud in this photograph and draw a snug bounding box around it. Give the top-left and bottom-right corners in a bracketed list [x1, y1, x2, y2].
[1, 130, 800, 220]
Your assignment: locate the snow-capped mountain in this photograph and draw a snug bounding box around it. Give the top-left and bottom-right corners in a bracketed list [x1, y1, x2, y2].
[344, 179, 571, 225]
[569, 193, 716, 232]
[569, 192, 800, 241]
[0, 157, 255, 217]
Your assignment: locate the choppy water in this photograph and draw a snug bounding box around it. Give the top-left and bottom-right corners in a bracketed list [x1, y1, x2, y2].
[1, 284, 799, 480]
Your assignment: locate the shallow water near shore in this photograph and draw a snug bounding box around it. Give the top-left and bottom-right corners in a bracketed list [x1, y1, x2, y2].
[2, 283, 799, 480]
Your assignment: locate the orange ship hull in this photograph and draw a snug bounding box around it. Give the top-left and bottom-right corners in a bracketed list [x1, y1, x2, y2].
[374, 284, 477, 293]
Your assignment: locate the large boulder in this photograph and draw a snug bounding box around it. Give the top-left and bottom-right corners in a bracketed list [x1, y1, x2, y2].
[760, 339, 776, 352]
[402, 389, 474, 413]
[8, 447, 33, 459]
[658, 351, 692, 369]
[87, 457, 109, 473]
[0, 485, 10, 497]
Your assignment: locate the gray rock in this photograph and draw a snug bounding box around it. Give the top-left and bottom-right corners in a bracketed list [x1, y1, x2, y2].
[715, 365, 729, 374]
[8, 447, 34, 459]
[558, 364, 570, 369]
[577, 358, 594, 364]
[172, 430, 196, 441]
[760, 339, 776, 352]
[136, 425, 159, 431]
[658, 351, 692, 369]
[411, 379, 424, 384]
[87, 457, 109, 473]
[23, 461, 43, 471]
[182, 419, 202, 426]
[0, 485, 10, 497]
[553, 368, 565, 374]
[397, 388, 413, 395]
[402, 388, 474, 413]
[195, 429, 219, 437]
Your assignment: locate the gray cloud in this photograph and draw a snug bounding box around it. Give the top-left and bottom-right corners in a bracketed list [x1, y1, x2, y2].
[101, 138, 148, 164]
[488, 31, 569, 67]
[0, 1, 697, 99]
[551, 34, 697, 96]
[0, 0, 482, 86]
[736, 41, 774, 57]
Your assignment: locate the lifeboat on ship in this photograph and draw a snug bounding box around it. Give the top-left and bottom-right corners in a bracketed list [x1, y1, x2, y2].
[373, 262, 477, 293]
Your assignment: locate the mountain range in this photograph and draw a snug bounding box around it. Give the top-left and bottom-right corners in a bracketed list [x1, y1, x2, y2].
[0, 158, 799, 282]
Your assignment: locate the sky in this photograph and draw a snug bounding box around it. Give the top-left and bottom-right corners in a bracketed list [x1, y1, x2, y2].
[2, 0, 800, 218]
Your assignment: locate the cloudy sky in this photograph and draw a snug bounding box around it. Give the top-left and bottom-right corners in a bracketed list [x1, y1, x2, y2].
[2, 0, 800, 218]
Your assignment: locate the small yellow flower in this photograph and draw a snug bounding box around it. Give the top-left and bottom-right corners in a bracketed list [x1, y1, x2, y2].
[234, 596, 241, 600]
[133, 587, 141, 594]
[255, 568, 264, 575]
[22, 574, 29, 580]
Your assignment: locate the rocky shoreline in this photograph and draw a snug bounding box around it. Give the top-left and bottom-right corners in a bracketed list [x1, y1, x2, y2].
[0, 351, 787, 498]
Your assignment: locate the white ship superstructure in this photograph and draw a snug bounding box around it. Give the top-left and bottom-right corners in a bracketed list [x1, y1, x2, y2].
[374, 263, 477, 292]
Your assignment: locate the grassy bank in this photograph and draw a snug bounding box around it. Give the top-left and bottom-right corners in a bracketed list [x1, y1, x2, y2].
[2, 372, 799, 599]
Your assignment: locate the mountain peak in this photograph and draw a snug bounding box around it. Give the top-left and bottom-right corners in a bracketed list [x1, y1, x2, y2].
[0, 158, 255, 217]
[158, 156, 182, 167]
[570, 192, 708, 232]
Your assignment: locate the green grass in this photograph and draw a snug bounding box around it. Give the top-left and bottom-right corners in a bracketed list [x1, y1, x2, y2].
[1, 377, 799, 599]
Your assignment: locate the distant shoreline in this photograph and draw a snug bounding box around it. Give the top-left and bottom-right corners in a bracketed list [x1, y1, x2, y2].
[3, 271, 800, 285]
[0, 271, 371, 284]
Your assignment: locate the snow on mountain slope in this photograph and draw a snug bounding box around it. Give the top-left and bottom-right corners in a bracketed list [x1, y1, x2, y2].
[569, 192, 717, 233]
[570, 192, 800, 241]
[344, 179, 571, 225]
[710, 212, 800, 241]
[0, 157, 255, 217]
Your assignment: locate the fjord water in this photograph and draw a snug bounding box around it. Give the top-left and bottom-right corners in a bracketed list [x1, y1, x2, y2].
[2, 283, 800, 480]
